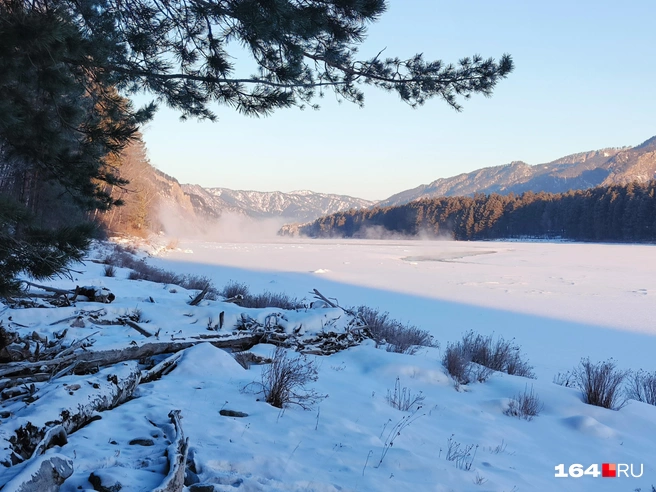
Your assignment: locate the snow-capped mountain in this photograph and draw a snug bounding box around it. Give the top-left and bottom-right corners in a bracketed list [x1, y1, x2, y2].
[378, 136, 656, 207]
[182, 185, 374, 223]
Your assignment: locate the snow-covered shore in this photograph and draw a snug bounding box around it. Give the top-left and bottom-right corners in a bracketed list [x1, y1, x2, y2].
[1, 239, 655, 491]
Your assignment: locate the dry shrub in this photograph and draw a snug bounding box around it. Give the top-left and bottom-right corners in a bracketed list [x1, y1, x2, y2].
[462, 331, 535, 378]
[106, 245, 219, 297]
[504, 385, 543, 421]
[574, 358, 629, 410]
[103, 264, 116, 277]
[442, 331, 534, 385]
[241, 291, 304, 310]
[442, 341, 493, 385]
[261, 347, 326, 409]
[355, 305, 434, 354]
[386, 377, 425, 411]
[221, 281, 250, 299]
[445, 435, 478, 471]
[221, 281, 304, 309]
[626, 370, 656, 406]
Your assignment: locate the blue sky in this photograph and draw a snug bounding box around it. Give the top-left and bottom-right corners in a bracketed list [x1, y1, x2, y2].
[139, 0, 656, 201]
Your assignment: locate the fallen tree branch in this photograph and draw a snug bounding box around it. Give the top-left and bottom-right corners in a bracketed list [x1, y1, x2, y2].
[0, 335, 263, 378]
[48, 315, 79, 326]
[0, 454, 74, 492]
[123, 319, 153, 338]
[48, 309, 106, 327]
[19, 283, 114, 304]
[188, 285, 210, 306]
[49, 331, 99, 359]
[141, 352, 184, 383]
[311, 288, 359, 318]
[20, 282, 72, 296]
[153, 410, 188, 492]
[0, 375, 49, 392]
[0, 355, 77, 379]
[50, 362, 78, 381]
[0, 362, 141, 468]
[31, 425, 68, 458]
[311, 289, 338, 308]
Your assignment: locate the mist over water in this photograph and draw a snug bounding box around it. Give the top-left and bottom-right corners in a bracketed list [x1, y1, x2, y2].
[158, 204, 293, 242]
[358, 224, 453, 241]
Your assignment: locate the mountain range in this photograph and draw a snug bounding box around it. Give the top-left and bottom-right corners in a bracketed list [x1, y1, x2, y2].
[378, 136, 656, 208]
[181, 185, 374, 223]
[150, 136, 656, 230]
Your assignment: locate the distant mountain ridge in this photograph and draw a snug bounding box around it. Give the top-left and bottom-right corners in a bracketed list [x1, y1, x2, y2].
[181, 185, 375, 223]
[144, 136, 656, 235]
[378, 136, 656, 208]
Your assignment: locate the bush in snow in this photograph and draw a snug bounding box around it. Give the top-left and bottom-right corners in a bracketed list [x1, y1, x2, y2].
[241, 291, 305, 310]
[355, 305, 434, 354]
[462, 331, 535, 378]
[442, 341, 493, 386]
[504, 385, 543, 421]
[220, 280, 250, 299]
[625, 369, 656, 406]
[445, 434, 478, 471]
[261, 346, 326, 409]
[386, 377, 425, 411]
[442, 331, 534, 386]
[106, 245, 219, 297]
[221, 281, 304, 309]
[103, 264, 116, 277]
[574, 358, 629, 410]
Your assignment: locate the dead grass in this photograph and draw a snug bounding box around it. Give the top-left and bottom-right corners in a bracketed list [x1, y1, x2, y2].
[442, 331, 534, 386]
[504, 385, 543, 421]
[386, 377, 425, 411]
[104, 245, 218, 297]
[574, 358, 629, 410]
[626, 370, 656, 406]
[260, 346, 326, 409]
[355, 305, 435, 354]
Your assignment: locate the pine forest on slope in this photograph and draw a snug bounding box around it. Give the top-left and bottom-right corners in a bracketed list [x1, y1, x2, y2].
[281, 180, 656, 242]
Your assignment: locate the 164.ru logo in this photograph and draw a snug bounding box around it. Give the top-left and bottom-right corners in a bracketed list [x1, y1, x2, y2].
[555, 463, 644, 478]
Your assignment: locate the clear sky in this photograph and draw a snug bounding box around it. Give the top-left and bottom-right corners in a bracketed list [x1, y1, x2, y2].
[139, 0, 656, 201]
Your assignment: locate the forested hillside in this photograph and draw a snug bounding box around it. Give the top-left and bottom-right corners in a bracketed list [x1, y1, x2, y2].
[93, 137, 210, 238]
[283, 180, 656, 242]
[379, 135, 656, 207]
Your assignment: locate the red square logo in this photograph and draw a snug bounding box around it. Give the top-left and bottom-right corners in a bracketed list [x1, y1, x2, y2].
[602, 463, 616, 478]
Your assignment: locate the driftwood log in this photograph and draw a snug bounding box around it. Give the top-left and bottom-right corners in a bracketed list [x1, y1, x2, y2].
[123, 319, 154, 338]
[0, 335, 262, 379]
[188, 285, 210, 306]
[20, 282, 115, 304]
[153, 410, 189, 492]
[0, 362, 141, 469]
[1, 454, 74, 492]
[141, 352, 184, 384]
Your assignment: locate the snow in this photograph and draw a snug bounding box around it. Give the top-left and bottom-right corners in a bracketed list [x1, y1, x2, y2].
[1, 239, 655, 491]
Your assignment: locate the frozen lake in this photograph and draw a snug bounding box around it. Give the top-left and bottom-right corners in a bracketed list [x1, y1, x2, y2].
[155, 239, 656, 378]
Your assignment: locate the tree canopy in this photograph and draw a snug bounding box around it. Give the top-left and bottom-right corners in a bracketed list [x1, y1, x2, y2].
[65, 0, 514, 118]
[0, 0, 514, 295]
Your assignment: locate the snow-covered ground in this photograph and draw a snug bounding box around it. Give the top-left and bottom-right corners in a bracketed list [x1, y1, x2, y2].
[1, 239, 655, 491]
[154, 239, 656, 378]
